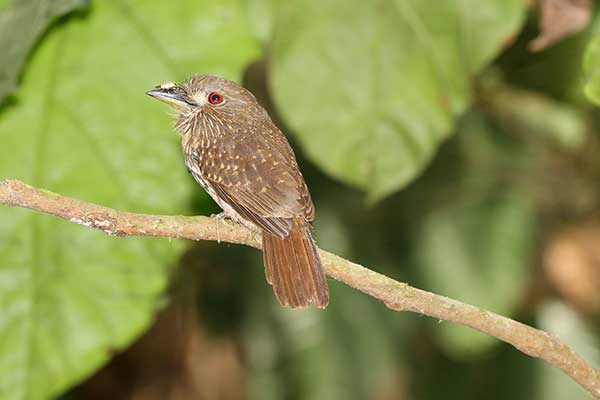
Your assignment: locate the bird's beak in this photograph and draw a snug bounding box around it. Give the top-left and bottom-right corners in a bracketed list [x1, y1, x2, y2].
[146, 84, 191, 107]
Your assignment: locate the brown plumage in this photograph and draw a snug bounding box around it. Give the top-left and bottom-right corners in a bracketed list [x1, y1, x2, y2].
[147, 75, 329, 309]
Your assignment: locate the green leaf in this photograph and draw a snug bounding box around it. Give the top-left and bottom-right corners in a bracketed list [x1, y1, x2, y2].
[0, 0, 260, 398]
[0, 0, 89, 104]
[583, 35, 600, 105]
[270, 0, 526, 202]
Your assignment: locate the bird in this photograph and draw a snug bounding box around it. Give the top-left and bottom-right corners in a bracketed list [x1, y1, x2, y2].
[147, 75, 329, 309]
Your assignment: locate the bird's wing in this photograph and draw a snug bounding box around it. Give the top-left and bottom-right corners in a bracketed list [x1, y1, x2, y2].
[189, 124, 314, 238]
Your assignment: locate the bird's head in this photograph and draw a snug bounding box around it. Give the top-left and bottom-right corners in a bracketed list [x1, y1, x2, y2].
[147, 74, 263, 134]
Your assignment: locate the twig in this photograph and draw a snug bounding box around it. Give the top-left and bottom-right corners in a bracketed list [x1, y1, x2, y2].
[1, 178, 599, 398]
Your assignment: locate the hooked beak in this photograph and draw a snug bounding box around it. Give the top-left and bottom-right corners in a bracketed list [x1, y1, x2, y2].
[146, 83, 192, 107]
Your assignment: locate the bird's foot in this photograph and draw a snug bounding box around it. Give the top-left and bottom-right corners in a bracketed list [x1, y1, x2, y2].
[211, 211, 231, 221]
[211, 212, 231, 243]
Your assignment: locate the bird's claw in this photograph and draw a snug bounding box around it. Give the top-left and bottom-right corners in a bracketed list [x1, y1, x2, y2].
[211, 212, 229, 221]
[211, 212, 230, 243]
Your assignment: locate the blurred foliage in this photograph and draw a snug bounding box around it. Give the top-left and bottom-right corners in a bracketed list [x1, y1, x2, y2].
[1, 1, 600, 400]
[584, 35, 600, 105]
[537, 301, 599, 400]
[271, 0, 526, 202]
[0, 0, 258, 398]
[0, 0, 89, 103]
[415, 113, 537, 358]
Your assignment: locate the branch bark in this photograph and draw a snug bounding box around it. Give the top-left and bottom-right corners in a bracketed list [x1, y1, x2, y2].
[1, 178, 599, 397]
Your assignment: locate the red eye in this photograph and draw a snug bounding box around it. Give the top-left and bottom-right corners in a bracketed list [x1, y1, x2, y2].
[208, 92, 223, 104]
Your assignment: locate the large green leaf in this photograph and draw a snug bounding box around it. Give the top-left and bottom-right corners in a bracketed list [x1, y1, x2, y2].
[0, 0, 259, 398]
[270, 0, 526, 201]
[0, 0, 89, 104]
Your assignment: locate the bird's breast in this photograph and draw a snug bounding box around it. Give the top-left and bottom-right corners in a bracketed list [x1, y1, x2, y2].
[182, 137, 249, 225]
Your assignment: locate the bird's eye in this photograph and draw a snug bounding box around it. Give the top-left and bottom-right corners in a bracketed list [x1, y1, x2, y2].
[208, 92, 223, 105]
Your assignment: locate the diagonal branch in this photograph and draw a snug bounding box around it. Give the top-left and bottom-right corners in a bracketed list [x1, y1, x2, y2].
[1, 178, 599, 398]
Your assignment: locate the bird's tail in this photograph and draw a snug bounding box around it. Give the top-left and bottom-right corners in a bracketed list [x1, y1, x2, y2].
[262, 217, 329, 309]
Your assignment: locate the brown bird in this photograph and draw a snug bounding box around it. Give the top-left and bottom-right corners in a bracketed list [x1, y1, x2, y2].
[147, 75, 329, 309]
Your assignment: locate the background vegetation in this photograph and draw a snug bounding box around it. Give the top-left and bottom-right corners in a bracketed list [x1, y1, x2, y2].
[1, 0, 599, 399]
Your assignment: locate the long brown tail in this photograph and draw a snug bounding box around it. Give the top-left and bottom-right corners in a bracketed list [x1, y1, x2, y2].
[262, 217, 329, 309]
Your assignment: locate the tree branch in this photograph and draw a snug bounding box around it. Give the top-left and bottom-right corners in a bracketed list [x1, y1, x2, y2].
[1, 178, 599, 397]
